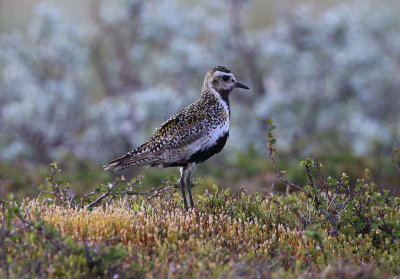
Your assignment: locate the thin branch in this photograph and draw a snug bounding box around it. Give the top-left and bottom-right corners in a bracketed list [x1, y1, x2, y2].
[67, 189, 75, 207]
[285, 184, 291, 196]
[267, 142, 307, 193]
[316, 162, 331, 202]
[87, 180, 118, 208]
[81, 191, 96, 208]
[147, 185, 174, 200]
[32, 184, 64, 205]
[32, 185, 54, 195]
[305, 165, 315, 188]
[327, 195, 339, 212]
[86, 179, 176, 209]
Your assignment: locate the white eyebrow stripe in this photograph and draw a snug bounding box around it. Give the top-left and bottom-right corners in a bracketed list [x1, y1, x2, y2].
[214, 71, 234, 77]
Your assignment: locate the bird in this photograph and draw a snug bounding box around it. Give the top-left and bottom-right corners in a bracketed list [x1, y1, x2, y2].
[103, 66, 249, 211]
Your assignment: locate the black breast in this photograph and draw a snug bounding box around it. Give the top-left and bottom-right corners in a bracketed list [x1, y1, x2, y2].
[188, 132, 229, 164]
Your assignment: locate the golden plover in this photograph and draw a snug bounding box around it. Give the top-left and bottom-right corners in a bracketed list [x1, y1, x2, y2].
[103, 66, 249, 210]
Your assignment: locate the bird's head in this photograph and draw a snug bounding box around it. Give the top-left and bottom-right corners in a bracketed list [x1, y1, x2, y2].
[203, 66, 249, 94]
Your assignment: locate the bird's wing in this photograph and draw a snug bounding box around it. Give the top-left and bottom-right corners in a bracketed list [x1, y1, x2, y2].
[152, 108, 207, 147]
[103, 103, 209, 171]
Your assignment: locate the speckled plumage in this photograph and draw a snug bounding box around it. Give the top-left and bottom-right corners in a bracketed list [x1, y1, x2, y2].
[103, 66, 249, 210]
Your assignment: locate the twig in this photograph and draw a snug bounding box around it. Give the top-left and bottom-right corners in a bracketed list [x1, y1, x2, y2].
[267, 142, 307, 193]
[305, 160, 323, 209]
[32, 163, 77, 207]
[147, 185, 174, 200]
[316, 163, 331, 201]
[305, 165, 315, 188]
[86, 179, 176, 208]
[32, 185, 54, 196]
[67, 189, 75, 207]
[337, 198, 350, 216]
[327, 195, 339, 212]
[32, 184, 64, 205]
[81, 191, 96, 208]
[285, 184, 290, 196]
[87, 180, 118, 208]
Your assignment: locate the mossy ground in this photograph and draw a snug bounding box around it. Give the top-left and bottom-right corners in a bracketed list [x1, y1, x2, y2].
[1, 184, 399, 279]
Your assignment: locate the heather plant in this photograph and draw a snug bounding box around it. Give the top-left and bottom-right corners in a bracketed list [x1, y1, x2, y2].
[266, 119, 400, 248]
[1, 176, 399, 277]
[0, 199, 128, 278]
[34, 161, 179, 210]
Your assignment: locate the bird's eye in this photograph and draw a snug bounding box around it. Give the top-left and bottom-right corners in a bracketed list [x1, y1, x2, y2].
[222, 75, 230, 81]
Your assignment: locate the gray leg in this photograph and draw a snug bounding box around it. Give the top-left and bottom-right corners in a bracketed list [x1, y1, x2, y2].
[179, 166, 189, 211]
[186, 163, 196, 209]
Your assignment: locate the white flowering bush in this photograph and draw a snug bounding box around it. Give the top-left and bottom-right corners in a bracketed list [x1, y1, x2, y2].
[256, 4, 400, 155]
[0, 1, 399, 165]
[0, 4, 89, 162]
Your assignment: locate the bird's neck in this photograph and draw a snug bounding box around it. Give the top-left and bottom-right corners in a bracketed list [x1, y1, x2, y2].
[201, 86, 231, 117]
[202, 84, 232, 108]
[214, 89, 231, 108]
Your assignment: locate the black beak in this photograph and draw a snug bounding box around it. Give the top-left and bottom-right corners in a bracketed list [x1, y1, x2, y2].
[234, 82, 250, 90]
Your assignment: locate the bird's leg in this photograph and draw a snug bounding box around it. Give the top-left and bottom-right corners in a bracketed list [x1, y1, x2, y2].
[179, 166, 189, 211]
[186, 163, 196, 209]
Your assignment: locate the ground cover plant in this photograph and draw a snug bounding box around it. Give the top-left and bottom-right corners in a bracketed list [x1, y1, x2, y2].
[1, 1, 400, 198]
[0, 122, 399, 278]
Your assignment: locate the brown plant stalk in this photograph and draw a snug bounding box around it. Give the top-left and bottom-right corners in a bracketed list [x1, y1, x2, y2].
[267, 141, 307, 193]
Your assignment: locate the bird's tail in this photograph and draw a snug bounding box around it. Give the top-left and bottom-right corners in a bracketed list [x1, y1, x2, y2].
[103, 143, 158, 171]
[103, 154, 131, 171]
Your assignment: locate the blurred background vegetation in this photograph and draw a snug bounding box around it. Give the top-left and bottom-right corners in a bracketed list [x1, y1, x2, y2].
[0, 0, 399, 199]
